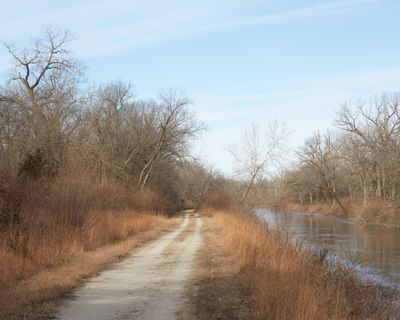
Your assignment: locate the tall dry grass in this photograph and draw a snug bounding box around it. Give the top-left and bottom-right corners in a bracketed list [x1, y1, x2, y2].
[0, 210, 165, 288]
[212, 210, 399, 320]
[0, 171, 173, 289]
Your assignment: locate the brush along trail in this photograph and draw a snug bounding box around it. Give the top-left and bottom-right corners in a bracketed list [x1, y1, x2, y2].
[55, 211, 202, 320]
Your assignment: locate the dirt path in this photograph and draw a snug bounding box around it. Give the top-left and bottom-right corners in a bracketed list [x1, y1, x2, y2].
[55, 212, 202, 320]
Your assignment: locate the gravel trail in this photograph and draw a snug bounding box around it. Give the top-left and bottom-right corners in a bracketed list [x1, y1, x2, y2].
[55, 212, 202, 320]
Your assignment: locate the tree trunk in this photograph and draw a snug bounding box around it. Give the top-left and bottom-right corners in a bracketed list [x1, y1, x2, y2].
[363, 186, 368, 207]
[361, 177, 368, 207]
[376, 165, 382, 199]
[240, 173, 257, 203]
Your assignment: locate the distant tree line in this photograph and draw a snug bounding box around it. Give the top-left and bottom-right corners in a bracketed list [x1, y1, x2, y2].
[286, 94, 400, 205]
[244, 93, 400, 223]
[220, 91, 400, 224]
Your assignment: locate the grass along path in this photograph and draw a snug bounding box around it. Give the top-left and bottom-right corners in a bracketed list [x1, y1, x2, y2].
[0, 213, 179, 320]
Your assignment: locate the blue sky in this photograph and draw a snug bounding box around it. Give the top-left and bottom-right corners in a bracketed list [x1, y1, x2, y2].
[1, 0, 400, 174]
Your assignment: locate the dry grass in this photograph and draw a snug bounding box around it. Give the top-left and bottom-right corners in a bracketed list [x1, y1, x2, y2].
[209, 209, 399, 320]
[0, 210, 167, 288]
[0, 170, 177, 287]
[0, 215, 178, 320]
[178, 214, 251, 320]
[0, 170, 180, 319]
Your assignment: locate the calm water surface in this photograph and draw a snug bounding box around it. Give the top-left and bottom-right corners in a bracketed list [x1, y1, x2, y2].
[256, 209, 400, 288]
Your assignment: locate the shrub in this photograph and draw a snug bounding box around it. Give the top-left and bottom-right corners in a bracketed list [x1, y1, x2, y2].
[200, 190, 236, 210]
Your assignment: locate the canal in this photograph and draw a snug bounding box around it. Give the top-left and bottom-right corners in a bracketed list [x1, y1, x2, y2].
[256, 209, 400, 288]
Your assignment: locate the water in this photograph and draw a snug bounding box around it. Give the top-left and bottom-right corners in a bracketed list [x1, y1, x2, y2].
[256, 209, 400, 288]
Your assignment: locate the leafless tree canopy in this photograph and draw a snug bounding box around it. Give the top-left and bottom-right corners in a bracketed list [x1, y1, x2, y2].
[0, 28, 83, 170]
[2, 28, 400, 226]
[260, 93, 400, 223]
[0, 28, 205, 215]
[228, 121, 287, 203]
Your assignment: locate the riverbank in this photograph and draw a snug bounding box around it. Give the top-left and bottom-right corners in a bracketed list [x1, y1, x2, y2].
[197, 208, 399, 320]
[275, 199, 400, 227]
[179, 211, 251, 319]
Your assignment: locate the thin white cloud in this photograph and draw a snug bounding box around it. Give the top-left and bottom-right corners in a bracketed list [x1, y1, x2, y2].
[199, 0, 379, 31]
[78, 0, 378, 57]
[0, 0, 379, 59]
[194, 66, 400, 121]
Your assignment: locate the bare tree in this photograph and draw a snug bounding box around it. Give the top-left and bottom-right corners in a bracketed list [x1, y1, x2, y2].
[1, 27, 83, 173]
[229, 121, 286, 203]
[337, 94, 400, 200]
[176, 160, 217, 206]
[0, 28, 213, 230]
[252, 92, 400, 225]
[137, 89, 204, 189]
[82, 87, 204, 189]
[281, 165, 320, 206]
[84, 82, 135, 183]
[298, 131, 347, 213]
[340, 133, 374, 206]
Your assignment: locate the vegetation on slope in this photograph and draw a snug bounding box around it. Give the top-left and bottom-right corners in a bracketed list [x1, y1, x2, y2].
[200, 207, 399, 320]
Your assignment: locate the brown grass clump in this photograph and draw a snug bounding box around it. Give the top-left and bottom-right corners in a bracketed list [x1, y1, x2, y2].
[0, 170, 177, 292]
[0, 169, 179, 319]
[0, 214, 178, 320]
[0, 210, 166, 288]
[211, 210, 399, 320]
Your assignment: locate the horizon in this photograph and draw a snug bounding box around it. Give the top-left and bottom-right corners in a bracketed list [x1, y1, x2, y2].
[2, 0, 400, 174]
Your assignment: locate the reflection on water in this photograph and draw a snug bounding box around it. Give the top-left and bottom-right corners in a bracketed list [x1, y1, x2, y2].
[256, 209, 400, 287]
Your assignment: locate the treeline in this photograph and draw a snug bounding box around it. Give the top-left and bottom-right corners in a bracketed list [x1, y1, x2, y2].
[0, 28, 207, 219]
[262, 93, 400, 224]
[207, 91, 400, 225]
[0, 28, 212, 285]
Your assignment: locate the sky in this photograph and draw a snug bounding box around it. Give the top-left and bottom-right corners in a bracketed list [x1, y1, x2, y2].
[1, 0, 400, 174]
